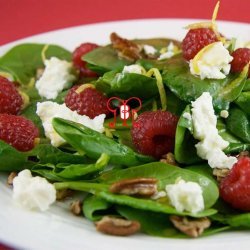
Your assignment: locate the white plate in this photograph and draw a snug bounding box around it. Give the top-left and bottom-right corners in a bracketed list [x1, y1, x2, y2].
[0, 19, 250, 250]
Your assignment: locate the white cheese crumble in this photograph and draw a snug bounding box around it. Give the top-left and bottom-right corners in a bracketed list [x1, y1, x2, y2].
[220, 110, 229, 118]
[165, 178, 204, 214]
[158, 42, 178, 60]
[35, 57, 75, 99]
[122, 64, 145, 74]
[151, 190, 167, 200]
[191, 92, 237, 169]
[182, 112, 192, 121]
[143, 45, 157, 56]
[13, 169, 56, 211]
[190, 42, 233, 80]
[36, 101, 105, 147]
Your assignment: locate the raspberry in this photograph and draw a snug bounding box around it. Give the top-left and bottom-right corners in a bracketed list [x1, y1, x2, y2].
[220, 157, 250, 211]
[231, 48, 250, 78]
[72, 43, 99, 77]
[0, 76, 23, 115]
[182, 28, 218, 60]
[65, 85, 111, 119]
[0, 114, 39, 152]
[131, 111, 179, 159]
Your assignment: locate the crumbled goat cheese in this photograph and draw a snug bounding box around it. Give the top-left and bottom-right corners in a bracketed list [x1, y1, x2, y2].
[191, 92, 237, 169]
[182, 112, 192, 121]
[158, 42, 178, 60]
[13, 169, 56, 211]
[165, 178, 204, 214]
[143, 45, 157, 56]
[190, 42, 233, 80]
[36, 101, 105, 147]
[122, 65, 145, 74]
[36, 57, 75, 99]
[220, 110, 229, 118]
[151, 190, 167, 200]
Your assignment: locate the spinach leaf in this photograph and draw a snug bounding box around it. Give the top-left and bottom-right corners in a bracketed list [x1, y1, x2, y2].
[83, 46, 130, 74]
[99, 162, 219, 209]
[0, 140, 28, 171]
[0, 43, 71, 85]
[32, 153, 109, 181]
[174, 105, 201, 164]
[95, 70, 158, 99]
[83, 195, 113, 221]
[55, 181, 216, 218]
[226, 107, 250, 143]
[117, 205, 228, 238]
[234, 91, 250, 115]
[52, 118, 154, 166]
[162, 56, 247, 110]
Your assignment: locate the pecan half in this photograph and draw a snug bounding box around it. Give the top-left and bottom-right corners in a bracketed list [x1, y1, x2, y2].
[212, 168, 230, 182]
[110, 32, 142, 61]
[95, 216, 140, 236]
[170, 216, 211, 238]
[70, 200, 82, 216]
[7, 172, 17, 185]
[109, 178, 157, 197]
[56, 189, 74, 201]
[160, 152, 177, 166]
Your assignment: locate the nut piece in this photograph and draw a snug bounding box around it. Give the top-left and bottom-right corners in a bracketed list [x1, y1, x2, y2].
[170, 216, 211, 238]
[109, 178, 157, 197]
[36, 68, 45, 79]
[95, 216, 141, 236]
[56, 189, 74, 201]
[7, 172, 17, 185]
[70, 200, 82, 216]
[160, 152, 177, 166]
[213, 168, 230, 182]
[237, 151, 249, 159]
[110, 32, 142, 61]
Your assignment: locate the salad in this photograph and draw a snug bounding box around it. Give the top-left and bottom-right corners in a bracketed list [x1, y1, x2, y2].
[0, 1, 250, 239]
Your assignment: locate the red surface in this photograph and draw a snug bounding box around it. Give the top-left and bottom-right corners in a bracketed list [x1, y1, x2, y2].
[0, 0, 249, 46]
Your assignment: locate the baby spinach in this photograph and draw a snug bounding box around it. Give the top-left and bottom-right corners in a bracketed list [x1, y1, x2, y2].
[0, 43, 71, 85]
[0, 140, 29, 171]
[162, 56, 247, 110]
[52, 118, 154, 166]
[174, 106, 201, 164]
[83, 195, 113, 221]
[226, 107, 250, 143]
[83, 46, 130, 74]
[55, 180, 216, 218]
[95, 70, 158, 99]
[99, 162, 219, 209]
[33, 153, 109, 181]
[234, 91, 250, 115]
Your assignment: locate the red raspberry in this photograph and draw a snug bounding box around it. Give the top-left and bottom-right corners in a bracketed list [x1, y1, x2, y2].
[220, 157, 250, 211]
[0, 76, 23, 115]
[72, 43, 99, 77]
[0, 114, 39, 152]
[131, 111, 179, 159]
[65, 85, 111, 119]
[231, 48, 250, 78]
[182, 28, 219, 60]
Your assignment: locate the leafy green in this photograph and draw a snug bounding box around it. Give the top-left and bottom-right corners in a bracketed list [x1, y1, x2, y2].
[174, 106, 201, 164]
[83, 195, 113, 221]
[95, 70, 158, 99]
[162, 55, 247, 110]
[83, 46, 130, 74]
[52, 118, 154, 166]
[0, 43, 71, 84]
[99, 162, 219, 209]
[226, 107, 250, 143]
[0, 140, 29, 171]
[235, 91, 250, 115]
